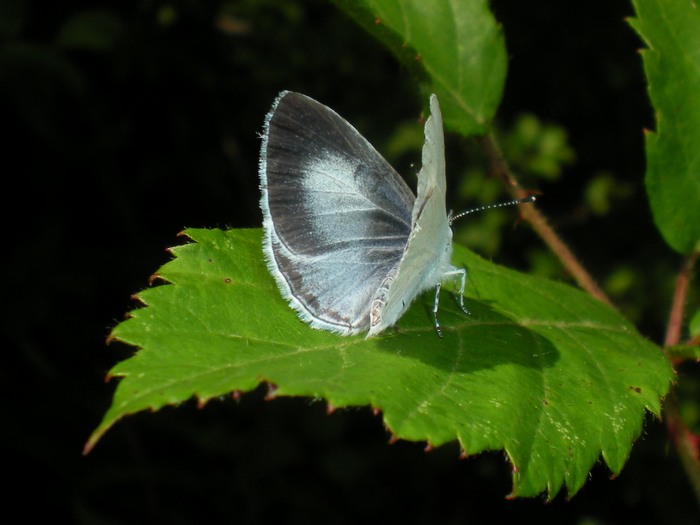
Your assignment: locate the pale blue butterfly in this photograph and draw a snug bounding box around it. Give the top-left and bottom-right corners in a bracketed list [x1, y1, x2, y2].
[259, 91, 533, 337]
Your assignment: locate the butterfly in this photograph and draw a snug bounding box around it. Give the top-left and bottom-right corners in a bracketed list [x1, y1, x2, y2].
[259, 91, 530, 337]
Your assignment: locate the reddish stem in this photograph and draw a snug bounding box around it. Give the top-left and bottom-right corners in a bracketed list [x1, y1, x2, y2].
[664, 252, 699, 348]
[663, 252, 700, 503]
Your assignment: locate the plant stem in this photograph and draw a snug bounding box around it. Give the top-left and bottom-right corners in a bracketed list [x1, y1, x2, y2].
[663, 252, 700, 503]
[664, 252, 699, 349]
[481, 132, 613, 307]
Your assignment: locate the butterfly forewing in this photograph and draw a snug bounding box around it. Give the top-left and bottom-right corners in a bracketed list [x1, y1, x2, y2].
[260, 91, 416, 334]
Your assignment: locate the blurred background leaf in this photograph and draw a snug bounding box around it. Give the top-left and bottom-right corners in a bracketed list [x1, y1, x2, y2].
[56, 9, 125, 52]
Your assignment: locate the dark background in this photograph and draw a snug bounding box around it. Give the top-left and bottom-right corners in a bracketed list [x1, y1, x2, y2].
[2, 0, 697, 523]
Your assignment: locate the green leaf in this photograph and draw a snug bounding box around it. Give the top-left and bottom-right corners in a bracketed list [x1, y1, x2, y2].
[629, 1, 700, 254]
[334, 0, 506, 135]
[90, 229, 673, 499]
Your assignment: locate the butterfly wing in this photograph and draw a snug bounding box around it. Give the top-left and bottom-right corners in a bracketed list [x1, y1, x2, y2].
[260, 91, 416, 335]
[368, 94, 456, 336]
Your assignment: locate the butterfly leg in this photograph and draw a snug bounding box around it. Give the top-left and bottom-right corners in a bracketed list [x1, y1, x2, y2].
[453, 267, 469, 316]
[433, 267, 469, 337]
[440, 267, 469, 317]
[433, 283, 444, 338]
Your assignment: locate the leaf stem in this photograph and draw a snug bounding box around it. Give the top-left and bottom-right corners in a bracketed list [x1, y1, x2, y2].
[481, 131, 613, 307]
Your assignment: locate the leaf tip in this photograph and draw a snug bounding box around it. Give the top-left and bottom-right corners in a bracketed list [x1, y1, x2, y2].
[82, 439, 96, 456]
[128, 293, 145, 306]
[84, 422, 115, 456]
[326, 402, 336, 415]
[231, 390, 243, 401]
[264, 382, 278, 401]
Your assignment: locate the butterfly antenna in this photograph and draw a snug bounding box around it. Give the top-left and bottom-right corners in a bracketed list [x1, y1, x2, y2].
[449, 195, 536, 225]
